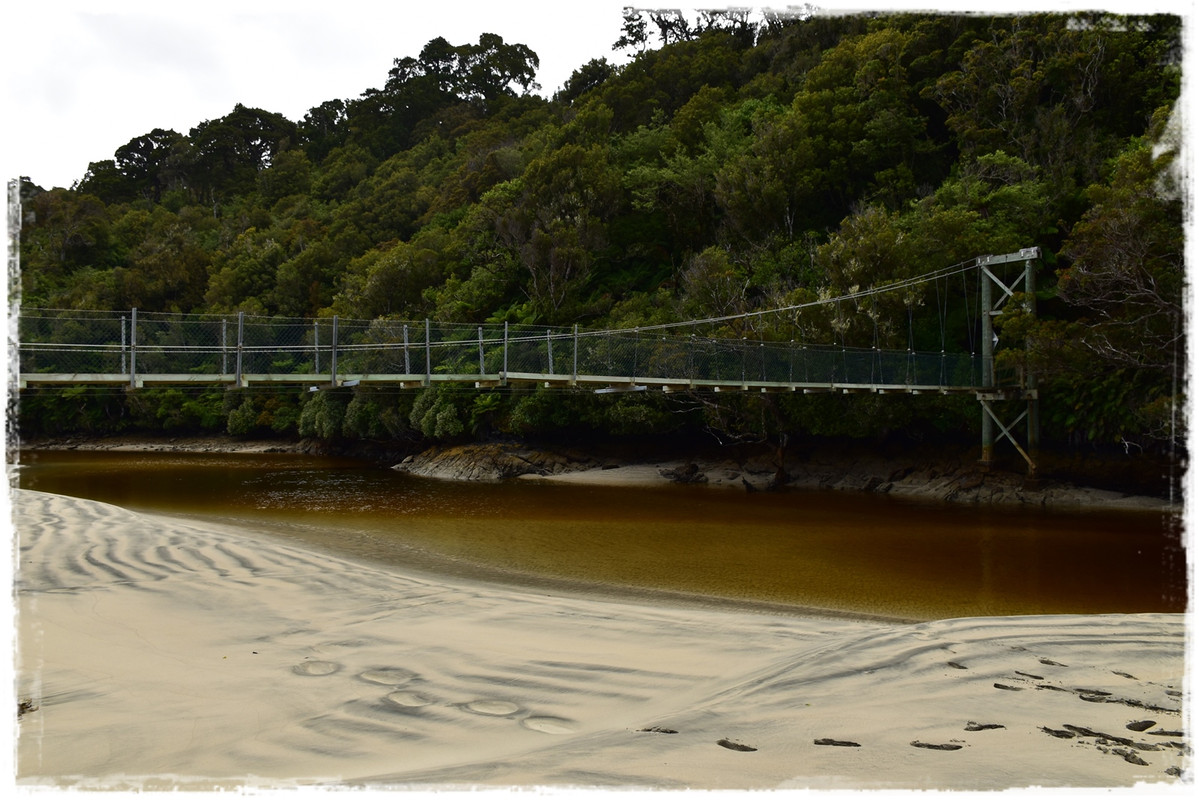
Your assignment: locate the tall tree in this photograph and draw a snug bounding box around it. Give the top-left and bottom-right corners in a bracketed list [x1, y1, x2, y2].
[1056, 113, 1183, 373]
[928, 13, 1181, 188]
[188, 104, 298, 203]
[613, 6, 650, 53]
[114, 128, 187, 201]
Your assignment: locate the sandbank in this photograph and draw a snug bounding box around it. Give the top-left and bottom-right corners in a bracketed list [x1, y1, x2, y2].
[11, 489, 1190, 791]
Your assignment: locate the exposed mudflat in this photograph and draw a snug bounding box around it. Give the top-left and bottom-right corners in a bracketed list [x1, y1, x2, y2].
[393, 441, 1174, 512]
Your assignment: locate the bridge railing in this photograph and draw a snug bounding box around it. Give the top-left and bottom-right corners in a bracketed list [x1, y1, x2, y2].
[16, 308, 986, 390]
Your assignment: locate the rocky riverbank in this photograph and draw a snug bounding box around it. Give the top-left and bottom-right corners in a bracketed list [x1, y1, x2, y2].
[393, 441, 1173, 511]
[17, 433, 1175, 512]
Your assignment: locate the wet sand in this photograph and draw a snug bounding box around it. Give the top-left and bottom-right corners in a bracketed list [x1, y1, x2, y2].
[11, 488, 1189, 791]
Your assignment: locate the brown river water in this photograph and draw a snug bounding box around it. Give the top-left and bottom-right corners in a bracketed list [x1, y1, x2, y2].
[14, 450, 1186, 621]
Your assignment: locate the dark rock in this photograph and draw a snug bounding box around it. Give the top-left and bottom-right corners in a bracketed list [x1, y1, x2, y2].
[814, 738, 861, 747]
[393, 443, 591, 482]
[659, 463, 707, 484]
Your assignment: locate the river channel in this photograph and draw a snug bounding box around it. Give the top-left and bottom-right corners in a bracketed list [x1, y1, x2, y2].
[14, 450, 1186, 621]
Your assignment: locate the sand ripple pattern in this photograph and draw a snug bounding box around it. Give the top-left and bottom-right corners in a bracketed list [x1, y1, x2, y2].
[13, 490, 1187, 791]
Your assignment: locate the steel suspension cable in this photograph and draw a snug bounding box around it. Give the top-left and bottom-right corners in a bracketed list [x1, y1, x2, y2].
[584, 258, 979, 338]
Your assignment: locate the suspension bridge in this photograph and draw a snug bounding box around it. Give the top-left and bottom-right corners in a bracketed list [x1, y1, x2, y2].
[13, 248, 1042, 471]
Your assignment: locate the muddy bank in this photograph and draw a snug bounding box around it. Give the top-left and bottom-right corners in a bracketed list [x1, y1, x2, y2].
[18, 433, 1175, 512]
[393, 441, 1173, 512]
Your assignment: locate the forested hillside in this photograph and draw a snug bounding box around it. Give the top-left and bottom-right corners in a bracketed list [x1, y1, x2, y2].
[15, 10, 1184, 467]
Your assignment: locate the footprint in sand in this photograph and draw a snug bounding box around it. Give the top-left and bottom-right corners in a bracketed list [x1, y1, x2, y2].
[358, 667, 417, 686]
[462, 699, 523, 717]
[383, 690, 436, 709]
[911, 740, 963, 751]
[521, 716, 576, 734]
[292, 660, 342, 676]
[964, 722, 1005, 732]
[1041, 727, 1075, 739]
[717, 738, 758, 752]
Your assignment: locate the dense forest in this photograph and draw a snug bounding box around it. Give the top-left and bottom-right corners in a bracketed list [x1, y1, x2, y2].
[14, 9, 1185, 473]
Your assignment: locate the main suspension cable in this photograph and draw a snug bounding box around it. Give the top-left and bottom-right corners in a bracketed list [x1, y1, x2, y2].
[586, 258, 980, 338]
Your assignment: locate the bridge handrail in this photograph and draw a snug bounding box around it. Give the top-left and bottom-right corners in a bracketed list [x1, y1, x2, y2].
[14, 306, 996, 391]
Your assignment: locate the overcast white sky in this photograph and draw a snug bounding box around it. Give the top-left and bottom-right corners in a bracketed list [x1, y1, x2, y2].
[1, 0, 1192, 191]
[2, 0, 638, 190]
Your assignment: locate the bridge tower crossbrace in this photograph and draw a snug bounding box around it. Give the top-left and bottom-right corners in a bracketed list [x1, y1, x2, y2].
[977, 247, 1041, 480]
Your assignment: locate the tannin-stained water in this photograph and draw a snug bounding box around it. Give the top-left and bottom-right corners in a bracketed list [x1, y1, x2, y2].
[13, 450, 1186, 621]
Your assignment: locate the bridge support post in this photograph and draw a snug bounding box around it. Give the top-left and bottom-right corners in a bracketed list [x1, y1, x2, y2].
[234, 311, 245, 388]
[330, 315, 339, 388]
[977, 248, 1041, 476]
[424, 319, 431, 386]
[127, 308, 138, 389]
[980, 274, 994, 467]
[1024, 255, 1039, 482]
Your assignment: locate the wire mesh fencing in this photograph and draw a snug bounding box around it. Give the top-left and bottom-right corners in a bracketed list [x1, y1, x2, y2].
[16, 308, 989, 390]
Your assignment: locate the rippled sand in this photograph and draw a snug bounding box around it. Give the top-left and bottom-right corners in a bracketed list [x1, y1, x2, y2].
[11, 489, 1189, 791]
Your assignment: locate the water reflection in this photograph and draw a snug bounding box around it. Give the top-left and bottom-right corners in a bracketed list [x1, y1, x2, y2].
[15, 450, 1185, 620]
